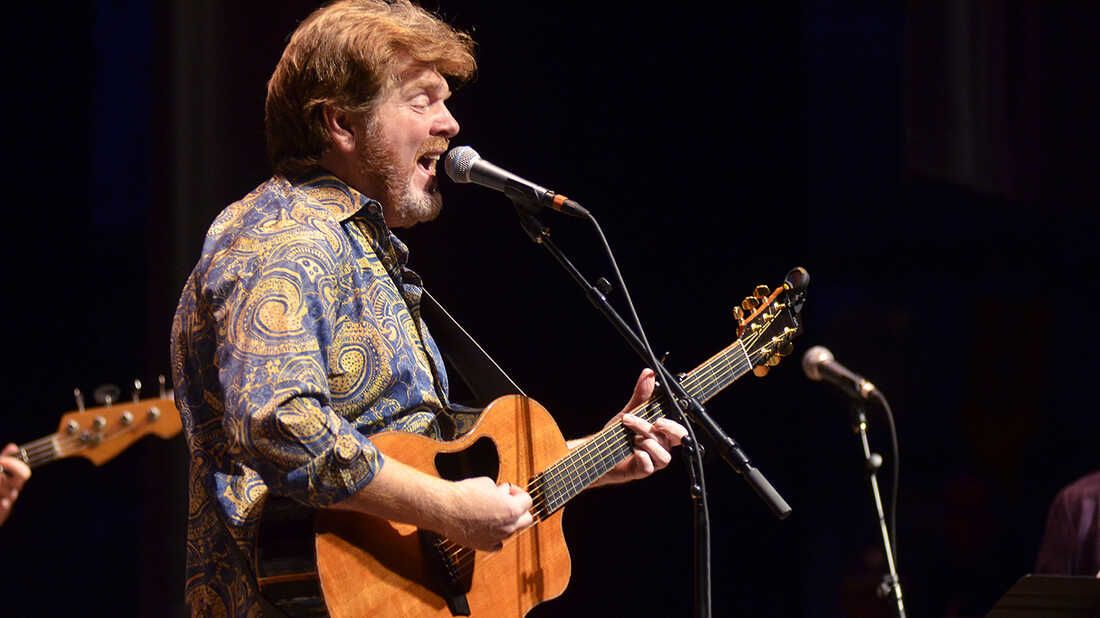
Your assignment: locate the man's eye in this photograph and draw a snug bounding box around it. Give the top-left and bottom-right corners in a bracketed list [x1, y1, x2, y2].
[410, 95, 431, 110]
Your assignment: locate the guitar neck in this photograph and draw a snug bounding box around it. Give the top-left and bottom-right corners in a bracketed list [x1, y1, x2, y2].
[529, 339, 755, 519]
[16, 434, 63, 469]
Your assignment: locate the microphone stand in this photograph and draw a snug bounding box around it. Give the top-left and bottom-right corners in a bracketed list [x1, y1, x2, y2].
[512, 204, 791, 618]
[850, 401, 906, 618]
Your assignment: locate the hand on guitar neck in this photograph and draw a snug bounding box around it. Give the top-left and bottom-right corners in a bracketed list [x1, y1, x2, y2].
[567, 368, 689, 487]
[0, 443, 32, 527]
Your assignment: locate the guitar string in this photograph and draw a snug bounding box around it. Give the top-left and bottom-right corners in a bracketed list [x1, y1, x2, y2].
[527, 339, 757, 510]
[437, 349, 756, 571]
[442, 360, 767, 572]
[438, 346, 749, 559]
[519, 340, 758, 526]
[437, 339, 761, 562]
[433, 303, 787, 563]
[437, 342, 766, 563]
[22, 430, 133, 458]
[16, 436, 60, 466]
[20, 435, 93, 465]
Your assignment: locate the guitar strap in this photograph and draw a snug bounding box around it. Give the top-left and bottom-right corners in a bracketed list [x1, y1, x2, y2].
[252, 291, 525, 617]
[421, 288, 526, 404]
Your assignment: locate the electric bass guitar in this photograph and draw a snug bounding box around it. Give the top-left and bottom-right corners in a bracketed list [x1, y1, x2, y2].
[260, 267, 809, 618]
[12, 391, 180, 469]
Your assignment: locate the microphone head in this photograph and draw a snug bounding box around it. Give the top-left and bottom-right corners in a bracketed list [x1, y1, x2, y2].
[801, 345, 834, 381]
[444, 146, 480, 183]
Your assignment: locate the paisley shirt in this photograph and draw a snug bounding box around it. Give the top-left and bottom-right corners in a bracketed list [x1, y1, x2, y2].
[170, 173, 453, 617]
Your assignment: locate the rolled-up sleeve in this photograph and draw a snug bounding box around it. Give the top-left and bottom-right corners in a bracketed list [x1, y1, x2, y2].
[212, 228, 382, 508]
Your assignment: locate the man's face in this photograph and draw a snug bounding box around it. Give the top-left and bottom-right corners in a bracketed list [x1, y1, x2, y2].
[356, 61, 460, 228]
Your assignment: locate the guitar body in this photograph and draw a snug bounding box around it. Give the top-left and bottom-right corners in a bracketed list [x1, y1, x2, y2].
[315, 394, 572, 618]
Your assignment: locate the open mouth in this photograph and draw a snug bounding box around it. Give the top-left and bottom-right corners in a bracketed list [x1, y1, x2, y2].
[417, 152, 441, 176]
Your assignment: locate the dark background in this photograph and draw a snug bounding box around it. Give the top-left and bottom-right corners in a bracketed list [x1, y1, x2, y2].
[1, 2, 1097, 617]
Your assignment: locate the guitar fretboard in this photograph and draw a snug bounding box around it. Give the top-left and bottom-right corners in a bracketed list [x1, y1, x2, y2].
[528, 338, 757, 519]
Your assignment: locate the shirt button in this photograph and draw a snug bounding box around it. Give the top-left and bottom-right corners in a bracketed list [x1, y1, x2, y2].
[332, 434, 361, 464]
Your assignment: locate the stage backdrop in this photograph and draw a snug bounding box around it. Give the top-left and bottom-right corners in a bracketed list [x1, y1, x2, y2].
[0, 2, 1096, 617]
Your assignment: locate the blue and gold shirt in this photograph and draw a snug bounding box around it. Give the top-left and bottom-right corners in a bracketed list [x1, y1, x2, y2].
[171, 174, 453, 616]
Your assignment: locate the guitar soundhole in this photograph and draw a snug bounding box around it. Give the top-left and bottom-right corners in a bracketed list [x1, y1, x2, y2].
[435, 437, 499, 482]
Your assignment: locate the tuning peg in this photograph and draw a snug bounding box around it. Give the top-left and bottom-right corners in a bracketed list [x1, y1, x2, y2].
[777, 341, 794, 357]
[766, 355, 781, 367]
[753, 365, 770, 377]
[131, 379, 142, 403]
[158, 375, 167, 399]
[753, 284, 771, 300]
[93, 384, 121, 407]
[741, 296, 760, 312]
[73, 388, 85, 412]
[732, 306, 744, 324]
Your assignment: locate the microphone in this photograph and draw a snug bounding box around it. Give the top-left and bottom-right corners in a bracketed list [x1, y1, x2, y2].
[801, 345, 878, 400]
[444, 146, 589, 217]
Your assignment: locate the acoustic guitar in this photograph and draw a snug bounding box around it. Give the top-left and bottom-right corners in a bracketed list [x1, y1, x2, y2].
[261, 267, 809, 618]
[12, 391, 180, 469]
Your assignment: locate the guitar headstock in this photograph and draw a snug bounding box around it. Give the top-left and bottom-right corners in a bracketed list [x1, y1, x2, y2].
[50, 396, 181, 466]
[732, 266, 810, 377]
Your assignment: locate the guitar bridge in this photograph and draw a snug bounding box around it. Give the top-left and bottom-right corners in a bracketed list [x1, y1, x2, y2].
[419, 530, 472, 616]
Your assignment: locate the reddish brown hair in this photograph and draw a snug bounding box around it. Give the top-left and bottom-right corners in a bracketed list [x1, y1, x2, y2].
[265, 0, 476, 177]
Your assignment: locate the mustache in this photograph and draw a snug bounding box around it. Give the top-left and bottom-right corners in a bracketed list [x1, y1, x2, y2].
[416, 136, 450, 159]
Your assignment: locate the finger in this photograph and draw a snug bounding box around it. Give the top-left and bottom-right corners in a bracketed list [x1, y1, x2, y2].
[513, 510, 535, 533]
[1, 457, 31, 486]
[636, 436, 672, 469]
[621, 413, 655, 436]
[653, 418, 688, 446]
[631, 450, 655, 477]
[512, 490, 533, 512]
[500, 482, 533, 511]
[1, 443, 17, 457]
[621, 369, 656, 412]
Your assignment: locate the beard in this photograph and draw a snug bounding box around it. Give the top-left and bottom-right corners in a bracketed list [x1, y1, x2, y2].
[355, 117, 445, 227]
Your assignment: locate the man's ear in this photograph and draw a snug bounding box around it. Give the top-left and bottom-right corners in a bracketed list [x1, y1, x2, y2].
[322, 105, 357, 154]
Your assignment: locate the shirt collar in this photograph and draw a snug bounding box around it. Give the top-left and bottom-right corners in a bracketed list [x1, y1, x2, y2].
[293, 172, 383, 223]
[290, 172, 412, 269]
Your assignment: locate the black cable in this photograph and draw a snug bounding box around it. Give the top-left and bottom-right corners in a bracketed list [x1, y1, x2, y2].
[580, 209, 712, 605]
[872, 389, 900, 568]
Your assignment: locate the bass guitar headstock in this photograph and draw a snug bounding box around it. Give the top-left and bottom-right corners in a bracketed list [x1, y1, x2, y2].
[17, 376, 182, 469]
[732, 266, 810, 377]
[48, 396, 180, 466]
